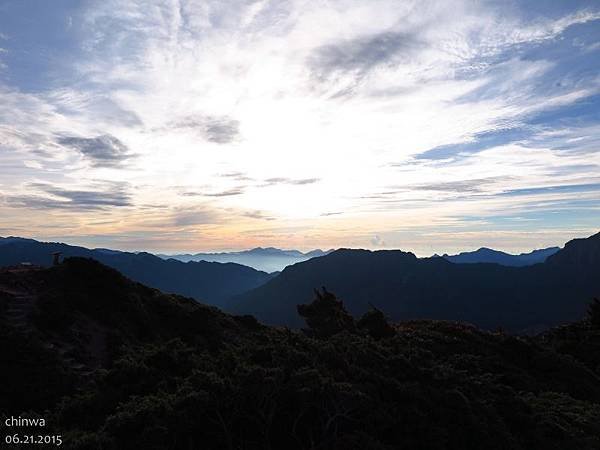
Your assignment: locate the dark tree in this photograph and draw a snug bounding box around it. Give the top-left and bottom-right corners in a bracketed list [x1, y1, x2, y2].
[297, 287, 355, 338]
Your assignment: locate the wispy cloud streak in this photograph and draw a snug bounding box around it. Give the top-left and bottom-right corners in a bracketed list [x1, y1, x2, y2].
[0, 0, 598, 252]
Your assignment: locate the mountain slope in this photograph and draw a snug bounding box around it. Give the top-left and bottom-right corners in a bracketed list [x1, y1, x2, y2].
[1, 258, 599, 450]
[160, 247, 334, 272]
[0, 237, 273, 307]
[546, 232, 600, 266]
[228, 233, 600, 331]
[444, 246, 560, 266]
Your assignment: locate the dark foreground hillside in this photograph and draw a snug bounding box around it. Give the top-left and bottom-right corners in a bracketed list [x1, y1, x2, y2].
[1, 258, 600, 450]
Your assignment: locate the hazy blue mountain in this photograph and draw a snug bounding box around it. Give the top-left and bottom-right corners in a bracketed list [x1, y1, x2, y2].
[0, 236, 36, 245]
[0, 237, 273, 307]
[304, 249, 330, 258]
[228, 232, 600, 332]
[443, 246, 560, 266]
[159, 247, 334, 272]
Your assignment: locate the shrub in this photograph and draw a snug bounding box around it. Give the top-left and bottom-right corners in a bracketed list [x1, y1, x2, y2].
[357, 307, 396, 340]
[297, 287, 355, 338]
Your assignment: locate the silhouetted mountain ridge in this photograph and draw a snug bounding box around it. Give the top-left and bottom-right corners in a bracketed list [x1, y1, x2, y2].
[0, 238, 273, 307]
[547, 232, 600, 266]
[229, 232, 600, 331]
[444, 246, 560, 266]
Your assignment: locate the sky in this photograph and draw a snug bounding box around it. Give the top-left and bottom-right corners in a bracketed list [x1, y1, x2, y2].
[0, 0, 599, 255]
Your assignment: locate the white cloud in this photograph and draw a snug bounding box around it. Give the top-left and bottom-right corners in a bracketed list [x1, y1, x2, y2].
[0, 0, 599, 251]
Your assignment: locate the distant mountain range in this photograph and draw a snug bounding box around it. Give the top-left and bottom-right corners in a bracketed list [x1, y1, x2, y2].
[0, 237, 273, 307]
[442, 246, 560, 266]
[159, 245, 559, 273]
[158, 247, 334, 272]
[228, 232, 600, 332]
[2, 234, 598, 333]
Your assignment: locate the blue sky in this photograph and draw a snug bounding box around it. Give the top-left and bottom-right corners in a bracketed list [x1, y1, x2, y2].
[0, 0, 599, 254]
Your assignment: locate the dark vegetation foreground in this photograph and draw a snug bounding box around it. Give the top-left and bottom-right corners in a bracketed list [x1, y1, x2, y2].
[1, 258, 600, 449]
